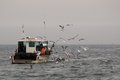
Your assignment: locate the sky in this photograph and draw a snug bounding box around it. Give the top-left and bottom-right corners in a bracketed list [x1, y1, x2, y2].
[0, 0, 120, 44]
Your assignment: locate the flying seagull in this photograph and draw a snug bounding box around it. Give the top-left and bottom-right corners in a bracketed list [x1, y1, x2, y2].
[66, 24, 73, 27]
[56, 37, 66, 43]
[61, 45, 68, 51]
[79, 38, 85, 41]
[59, 25, 64, 31]
[68, 34, 79, 41]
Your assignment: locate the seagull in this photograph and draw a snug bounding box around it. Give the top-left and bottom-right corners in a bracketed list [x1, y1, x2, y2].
[49, 37, 66, 50]
[66, 24, 73, 27]
[82, 47, 88, 51]
[77, 50, 81, 53]
[56, 37, 66, 43]
[61, 45, 68, 51]
[64, 51, 72, 59]
[68, 34, 79, 41]
[79, 38, 85, 41]
[66, 24, 71, 26]
[79, 46, 88, 51]
[59, 25, 64, 31]
[49, 40, 56, 51]
[76, 49, 81, 58]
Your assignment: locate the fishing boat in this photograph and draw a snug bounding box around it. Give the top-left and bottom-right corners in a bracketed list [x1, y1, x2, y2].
[11, 36, 52, 64]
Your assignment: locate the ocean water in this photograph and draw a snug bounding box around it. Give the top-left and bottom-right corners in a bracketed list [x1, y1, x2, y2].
[0, 45, 120, 80]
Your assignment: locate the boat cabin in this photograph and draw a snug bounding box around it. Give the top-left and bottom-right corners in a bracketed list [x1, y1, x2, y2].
[17, 37, 48, 53]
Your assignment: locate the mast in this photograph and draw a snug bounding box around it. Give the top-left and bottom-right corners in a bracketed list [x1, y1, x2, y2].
[43, 21, 47, 39]
[21, 24, 25, 38]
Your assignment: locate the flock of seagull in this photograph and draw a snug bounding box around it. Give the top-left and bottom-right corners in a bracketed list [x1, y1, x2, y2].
[47, 24, 88, 62]
[34, 23, 87, 62]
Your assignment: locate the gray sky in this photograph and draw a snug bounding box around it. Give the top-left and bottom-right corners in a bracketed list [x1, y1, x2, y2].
[0, 0, 120, 44]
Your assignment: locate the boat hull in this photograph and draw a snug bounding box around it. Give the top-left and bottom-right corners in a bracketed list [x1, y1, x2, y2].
[11, 55, 50, 64]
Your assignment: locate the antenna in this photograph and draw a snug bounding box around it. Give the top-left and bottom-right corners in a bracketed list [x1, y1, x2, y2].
[43, 21, 47, 39]
[43, 21, 46, 27]
[21, 24, 25, 38]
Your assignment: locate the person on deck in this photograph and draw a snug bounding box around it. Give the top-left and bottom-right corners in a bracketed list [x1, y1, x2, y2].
[41, 47, 46, 56]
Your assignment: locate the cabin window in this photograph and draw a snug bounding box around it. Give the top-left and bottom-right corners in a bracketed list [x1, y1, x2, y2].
[29, 42, 35, 47]
[36, 42, 42, 46]
[42, 41, 48, 46]
[18, 41, 26, 52]
[18, 42, 24, 46]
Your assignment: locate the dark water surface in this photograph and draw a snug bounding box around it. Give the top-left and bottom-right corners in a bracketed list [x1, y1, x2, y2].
[0, 45, 120, 80]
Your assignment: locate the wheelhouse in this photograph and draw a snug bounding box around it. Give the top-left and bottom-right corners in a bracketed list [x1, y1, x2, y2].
[17, 37, 48, 53]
